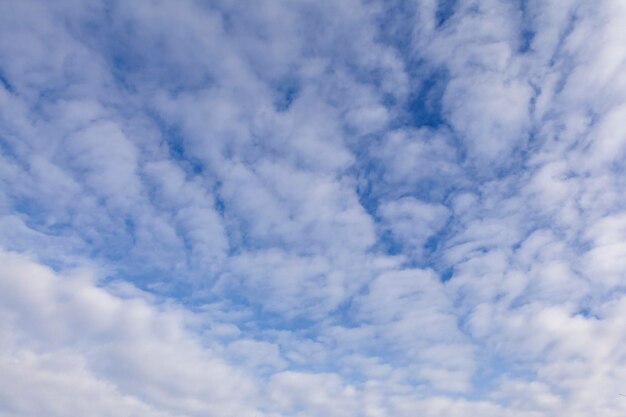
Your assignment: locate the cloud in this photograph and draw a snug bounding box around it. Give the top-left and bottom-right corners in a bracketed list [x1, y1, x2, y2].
[2, 0, 626, 416]
[0, 250, 259, 417]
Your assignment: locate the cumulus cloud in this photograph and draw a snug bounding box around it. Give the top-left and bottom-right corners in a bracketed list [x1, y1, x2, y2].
[2, 0, 626, 416]
[0, 250, 258, 417]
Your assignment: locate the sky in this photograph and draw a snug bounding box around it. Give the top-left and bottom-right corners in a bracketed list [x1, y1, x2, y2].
[1, 0, 626, 416]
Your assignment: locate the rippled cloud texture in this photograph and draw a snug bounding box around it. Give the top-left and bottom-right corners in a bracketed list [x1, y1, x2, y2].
[1, 0, 626, 416]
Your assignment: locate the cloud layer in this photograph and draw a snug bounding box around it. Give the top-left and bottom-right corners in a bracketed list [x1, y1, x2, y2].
[2, 0, 626, 416]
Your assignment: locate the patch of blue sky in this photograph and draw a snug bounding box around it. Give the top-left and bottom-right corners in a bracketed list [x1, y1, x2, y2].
[352, 157, 385, 213]
[11, 197, 63, 231]
[405, 69, 450, 129]
[375, 229, 405, 257]
[517, 0, 535, 53]
[0, 137, 21, 169]
[0, 71, 14, 93]
[440, 267, 455, 283]
[4, 202, 136, 273]
[436, 0, 458, 28]
[424, 215, 456, 255]
[147, 110, 206, 175]
[273, 79, 300, 112]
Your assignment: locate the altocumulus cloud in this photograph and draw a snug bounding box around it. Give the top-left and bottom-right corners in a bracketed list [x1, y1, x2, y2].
[1, 0, 626, 416]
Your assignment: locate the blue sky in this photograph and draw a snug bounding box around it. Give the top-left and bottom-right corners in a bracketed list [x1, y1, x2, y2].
[1, 0, 626, 416]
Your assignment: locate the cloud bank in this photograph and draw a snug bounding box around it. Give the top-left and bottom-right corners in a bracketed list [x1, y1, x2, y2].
[1, 0, 626, 416]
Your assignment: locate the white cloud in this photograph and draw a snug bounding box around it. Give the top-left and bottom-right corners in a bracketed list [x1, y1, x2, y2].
[2, 0, 626, 416]
[0, 250, 260, 417]
[443, 73, 532, 163]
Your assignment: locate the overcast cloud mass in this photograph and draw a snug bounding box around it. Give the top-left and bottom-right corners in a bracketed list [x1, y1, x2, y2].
[1, 0, 626, 416]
